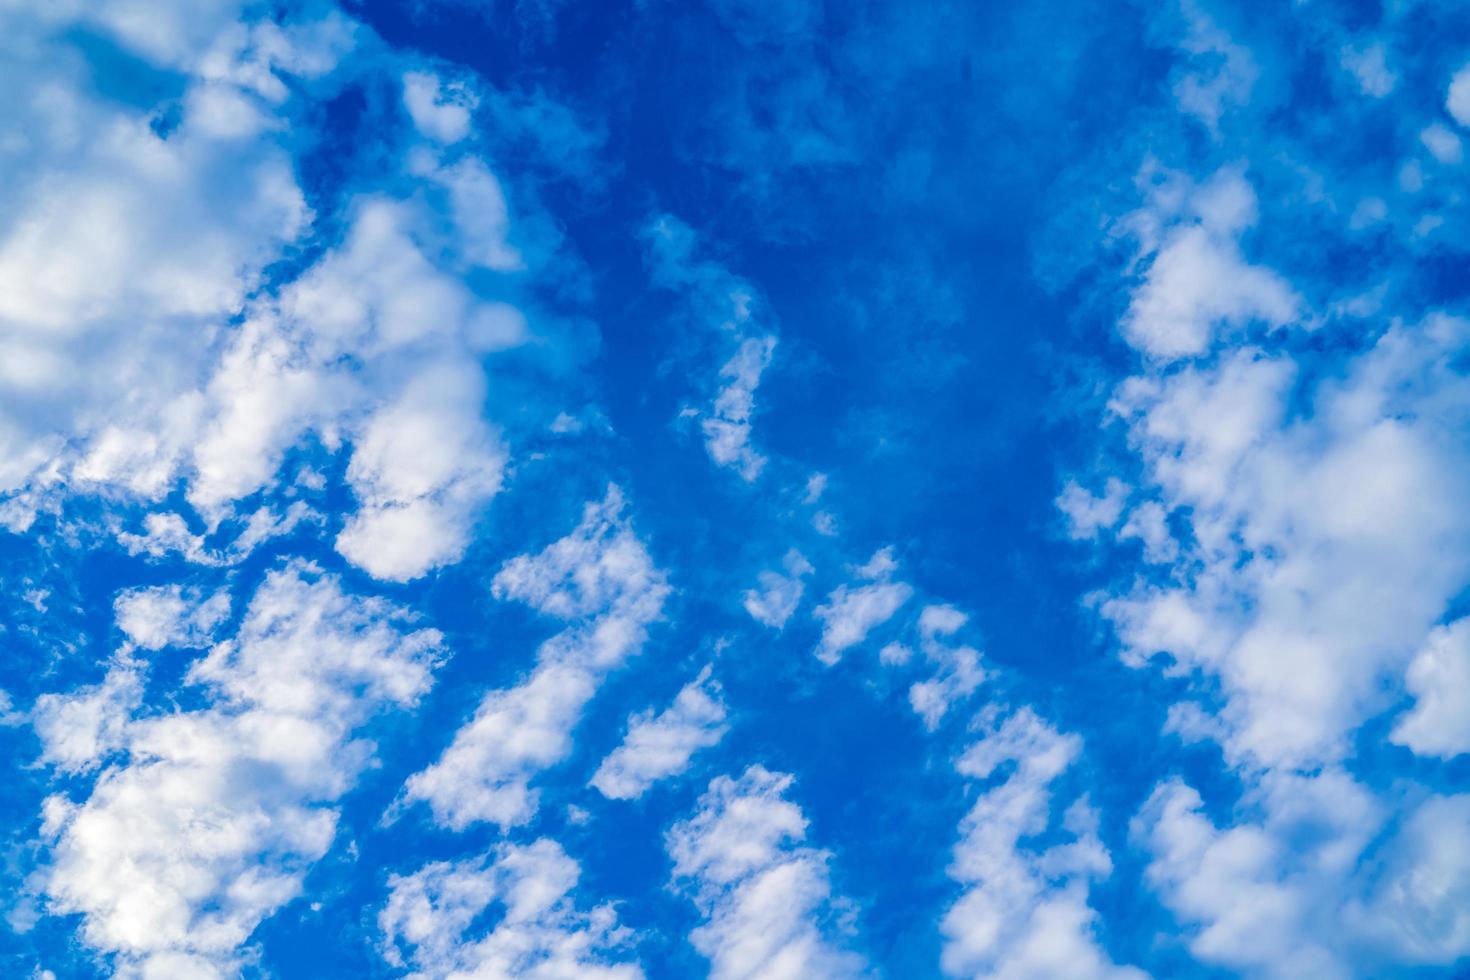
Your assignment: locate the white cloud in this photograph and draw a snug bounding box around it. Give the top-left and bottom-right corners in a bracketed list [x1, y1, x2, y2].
[743, 549, 813, 629]
[0, 9, 311, 507]
[703, 335, 776, 481]
[32, 660, 143, 774]
[1340, 43, 1396, 98]
[1056, 478, 1127, 540]
[1390, 617, 1470, 759]
[40, 563, 443, 976]
[0, 8, 534, 584]
[941, 707, 1143, 980]
[644, 214, 777, 481]
[1102, 315, 1470, 770]
[1120, 168, 1298, 359]
[1135, 771, 1470, 977]
[1169, 0, 1258, 130]
[402, 488, 670, 829]
[379, 838, 642, 979]
[1420, 123, 1463, 165]
[667, 765, 866, 980]
[906, 604, 984, 730]
[591, 665, 728, 800]
[113, 585, 230, 651]
[1117, 499, 1177, 564]
[1448, 60, 1470, 128]
[812, 547, 913, 664]
[336, 362, 507, 582]
[402, 70, 477, 145]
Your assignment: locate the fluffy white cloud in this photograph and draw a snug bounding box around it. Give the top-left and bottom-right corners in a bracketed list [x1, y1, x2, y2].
[113, 585, 230, 651]
[402, 488, 670, 829]
[906, 604, 984, 730]
[0, 6, 321, 506]
[1120, 167, 1298, 359]
[402, 70, 477, 145]
[32, 660, 143, 774]
[1135, 772, 1470, 977]
[1448, 59, 1470, 129]
[335, 361, 507, 581]
[39, 563, 443, 977]
[379, 838, 642, 979]
[0, 6, 531, 583]
[743, 549, 813, 629]
[1102, 315, 1470, 770]
[667, 766, 866, 980]
[1056, 478, 1127, 540]
[591, 665, 728, 800]
[1390, 617, 1470, 759]
[941, 708, 1142, 980]
[812, 547, 913, 664]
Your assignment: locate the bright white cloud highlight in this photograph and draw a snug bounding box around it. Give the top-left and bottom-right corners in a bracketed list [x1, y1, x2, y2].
[379, 838, 642, 979]
[743, 549, 814, 629]
[401, 488, 669, 829]
[1120, 167, 1298, 359]
[591, 665, 728, 800]
[668, 766, 866, 980]
[812, 547, 913, 664]
[1391, 616, 1470, 759]
[941, 707, 1143, 980]
[39, 563, 443, 977]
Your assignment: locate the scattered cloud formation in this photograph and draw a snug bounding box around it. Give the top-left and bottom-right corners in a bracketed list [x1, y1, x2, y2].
[402, 488, 669, 828]
[592, 665, 728, 800]
[812, 548, 913, 664]
[668, 766, 866, 980]
[379, 838, 642, 978]
[40, 563, 443, 976]
[942, 708, 1143, 979]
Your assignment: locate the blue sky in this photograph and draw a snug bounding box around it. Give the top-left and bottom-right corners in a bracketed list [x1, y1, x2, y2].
[0, 0, 1468, 977]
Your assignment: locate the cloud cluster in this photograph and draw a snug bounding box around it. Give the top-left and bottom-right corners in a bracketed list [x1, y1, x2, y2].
[591, 665, 728, 800]
[402, 488, 670, 829]
[667, 765, 866, 980]
[39, 563, 443, 976]
[942, 708, 1142, 980]
[379, 838, 642, 979]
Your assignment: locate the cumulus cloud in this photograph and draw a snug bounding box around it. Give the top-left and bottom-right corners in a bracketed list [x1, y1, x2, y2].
[1134, 771, 1470, 977]
[113, 585, 230, 651]
[591, 665, 728, 800]
[401, 488, 670, 829]
[1102, 315, 1470, 770]
[379, 838, 642, 979]
[1448, 59, 1470, 128]
[1390, 616, 1470, 759]
[905, 604, 985, 730]
[743, 549, 814, 629]
[1341, 42, 1396, 98]
[0, 4, 537, 583]
[402, 70, 477, 145]
[335, 362, 507, 581]
[667, 765, 866, 980]
[1119, 167, 1298, 359]
[1056, 478, 1127, 540]
[812, 547, 913, 664]
[39, 563, 443, 977]
[941, 708, 1143, 980]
